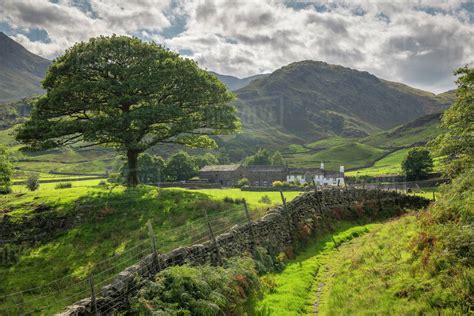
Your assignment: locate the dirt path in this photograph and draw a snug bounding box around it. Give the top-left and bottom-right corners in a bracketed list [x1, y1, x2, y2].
[312, 263, 334, 315]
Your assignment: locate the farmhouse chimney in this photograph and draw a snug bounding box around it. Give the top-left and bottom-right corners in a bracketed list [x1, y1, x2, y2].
[340, 165, 344, 173]
[320, 162, 324, 169]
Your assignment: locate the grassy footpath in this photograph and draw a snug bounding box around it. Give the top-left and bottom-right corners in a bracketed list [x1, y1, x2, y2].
[252, 222, 377, 315]
[317, 214, 471, 315]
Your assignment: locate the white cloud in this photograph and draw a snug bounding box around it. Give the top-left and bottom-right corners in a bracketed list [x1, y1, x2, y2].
[0, 0, 173, 58]
[0, 0, 473, 92]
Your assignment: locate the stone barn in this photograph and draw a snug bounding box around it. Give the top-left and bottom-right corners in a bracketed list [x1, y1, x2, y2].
[199, 164, 243, 186]
[243, 165, 288, 187]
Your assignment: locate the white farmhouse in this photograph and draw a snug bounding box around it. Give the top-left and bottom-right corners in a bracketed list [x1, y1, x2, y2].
[287, 163, 345, 186]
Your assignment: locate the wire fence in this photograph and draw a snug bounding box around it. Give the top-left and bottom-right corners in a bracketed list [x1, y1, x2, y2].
[0, 196, 255, 315]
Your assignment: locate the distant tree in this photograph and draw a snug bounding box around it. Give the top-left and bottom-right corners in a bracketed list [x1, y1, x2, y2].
[270, 151, 284, 165]
[121, 153, 165, 184]
[0, 146, 13, 193]
[16, 35, 239, 187]
[431, 66, 473, 178]
[193, 153, 219, 169]
[25, 174, 40, 191]
[402, 148, 434, 180]
[164, 152, 197, 181]
[244, 148, 272, 165]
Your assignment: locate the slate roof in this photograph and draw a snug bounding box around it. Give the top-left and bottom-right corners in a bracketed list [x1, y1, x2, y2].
[288, 168, 324, 175]
[245, 165, 287, 172]
[200, 164, 241, 172]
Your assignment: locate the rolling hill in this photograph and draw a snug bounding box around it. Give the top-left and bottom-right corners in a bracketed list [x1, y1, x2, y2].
[0, 32, 50, 103]
[234, 61, 452, 143]
[361, 112, 444, 148]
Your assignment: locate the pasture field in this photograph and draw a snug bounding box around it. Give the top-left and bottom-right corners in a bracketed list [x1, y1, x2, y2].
[346, 148, 444, 177]
[284, 142, 386, 170]
[0, 182, 301, 314]
[346, 148, 411, 176]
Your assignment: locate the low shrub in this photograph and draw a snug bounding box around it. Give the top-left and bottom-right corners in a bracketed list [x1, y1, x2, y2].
[25, 174, 40, 191]
[0, 186, 12, 195]
[55, 182, 72, 189]
[259, 195, 272, 204]
[272, 181, 290, 189]
[131, 257, 260, 315]
[237, 177, 249, 188]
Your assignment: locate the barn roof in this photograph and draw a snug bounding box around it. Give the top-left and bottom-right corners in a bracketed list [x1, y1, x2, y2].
[200, 164, 241, 172]
[245, 165, 287, 172]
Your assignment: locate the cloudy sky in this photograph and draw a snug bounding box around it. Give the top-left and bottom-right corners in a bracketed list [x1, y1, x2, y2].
[1, 0, 473, 93]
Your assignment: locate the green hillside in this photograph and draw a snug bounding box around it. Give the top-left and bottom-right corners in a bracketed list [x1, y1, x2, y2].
[362, 112, 444, 148]
[284, 142, 385, 169]
[235, 60, 447, 144]
[317, 170, 473, 315]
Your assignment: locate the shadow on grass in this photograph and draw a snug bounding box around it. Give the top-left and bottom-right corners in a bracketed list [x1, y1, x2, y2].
[0, 186, 244, 314]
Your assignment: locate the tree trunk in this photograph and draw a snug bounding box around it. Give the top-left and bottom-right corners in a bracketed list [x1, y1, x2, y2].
[127, 149, 139, 187]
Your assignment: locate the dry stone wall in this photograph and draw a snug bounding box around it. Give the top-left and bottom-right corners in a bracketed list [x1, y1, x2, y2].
[60, 189, 429, 315]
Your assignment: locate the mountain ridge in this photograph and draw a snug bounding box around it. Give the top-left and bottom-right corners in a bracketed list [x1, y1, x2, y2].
[233, 60, 452, 144]
[0, 32, 50, 102]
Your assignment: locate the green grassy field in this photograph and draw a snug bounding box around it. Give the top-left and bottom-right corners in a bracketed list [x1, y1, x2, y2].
[253, 223, 376, 315]
[284, 142, 386, 169]
[346, 148, 410, 176]
[1, 126, 118, 175]
[346, 148, 444, 177]
[0, 183, 301, 314]
[305, 136, 353, 150]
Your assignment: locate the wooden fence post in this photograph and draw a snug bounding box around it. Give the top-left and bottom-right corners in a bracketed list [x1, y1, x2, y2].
[344, 182, 352, 207]
[147, 221, 160, 271]
[280, 191, 294, 240]
[89, 274, 98, 316]
[314, 185, 325, 219]
[376, 182, 382, 212]
[243, 199, 256, 254]
[204, 210, 223, 265]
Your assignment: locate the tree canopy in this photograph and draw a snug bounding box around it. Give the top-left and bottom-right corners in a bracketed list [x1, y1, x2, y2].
[243, 148, 285, 166]
[164, 152, 198, 181]
[16, 35, 239, 186]
[402, 148, 434, 181]
[432, 66, 473, 178]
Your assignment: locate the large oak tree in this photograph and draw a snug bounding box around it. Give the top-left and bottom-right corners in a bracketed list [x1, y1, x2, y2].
[16, 36, 239, 186]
